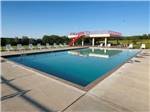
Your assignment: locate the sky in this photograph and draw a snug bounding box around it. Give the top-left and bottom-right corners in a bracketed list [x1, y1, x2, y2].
[1, 1, 149, 38]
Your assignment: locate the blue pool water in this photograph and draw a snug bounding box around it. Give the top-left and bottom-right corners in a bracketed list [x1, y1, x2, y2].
[7, 48, 139, 87]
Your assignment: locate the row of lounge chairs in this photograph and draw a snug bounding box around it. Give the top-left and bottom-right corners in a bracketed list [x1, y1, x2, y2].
[98, 43, 146, 49]
[98, 43, 111, 47]
[5, 43, 68, 51]
[127, 44, 146, 49]
[4, 43, 147, 51]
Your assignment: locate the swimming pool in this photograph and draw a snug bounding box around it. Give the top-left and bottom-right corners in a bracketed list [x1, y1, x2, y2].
[6, 48, 139, 88]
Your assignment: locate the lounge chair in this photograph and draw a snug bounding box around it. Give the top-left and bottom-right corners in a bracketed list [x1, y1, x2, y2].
[63, 43, 68, 47]
[29, 44, 34, 50]
[99, 43, 103, 47]
[5, 44, 14, 51]
[37, 43, 42, 49]
[46, 43, 51, 49]
[17, 44, 24, 50]
[140, 44, 146, 49]
[53, 43, 59, 48]
[59, 43, 64, 47]
[128, 44, 133, 49]
[107, 44, 111, 47]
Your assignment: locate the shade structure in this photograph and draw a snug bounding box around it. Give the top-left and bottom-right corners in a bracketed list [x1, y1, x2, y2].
[68, 30, 122, 46]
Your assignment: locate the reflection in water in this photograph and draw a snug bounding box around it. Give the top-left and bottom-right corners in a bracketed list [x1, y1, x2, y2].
[68, 48, 122, 58]
[92, 48, 94, 52]
[104, 49, 107, 53]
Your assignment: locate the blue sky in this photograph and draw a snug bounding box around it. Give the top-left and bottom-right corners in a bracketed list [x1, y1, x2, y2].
[1, 1, 149, 38]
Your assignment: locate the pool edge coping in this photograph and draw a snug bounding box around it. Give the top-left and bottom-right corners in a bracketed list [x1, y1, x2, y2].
[1, 48, 141, 92]
[83, 49, 141, 91]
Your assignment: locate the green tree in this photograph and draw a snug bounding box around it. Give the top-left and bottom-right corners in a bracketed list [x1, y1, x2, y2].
[21, 36, 29, 45]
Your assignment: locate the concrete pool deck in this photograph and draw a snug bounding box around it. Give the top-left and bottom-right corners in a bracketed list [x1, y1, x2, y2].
[0, 46, 88, 57]
[1, 48, 150, 112]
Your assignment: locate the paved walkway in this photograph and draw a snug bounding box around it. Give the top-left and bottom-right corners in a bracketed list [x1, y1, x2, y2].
[1, 49, 150, 112]
[65, 50, 150, 112]
[1, 46, 87, 56]
[1, 56, 85, 112]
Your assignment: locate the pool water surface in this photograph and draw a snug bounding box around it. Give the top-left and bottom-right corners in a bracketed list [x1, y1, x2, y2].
[7, 48, 139, 87]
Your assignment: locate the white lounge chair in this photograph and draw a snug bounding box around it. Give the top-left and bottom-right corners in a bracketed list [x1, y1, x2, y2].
[59, 43, 64, 47]
[63, 43, 68, 47]
[5, 44, 10, 51]
[17, 44, 24, 50]
[128, 44, 133, 49]
[46, 43, 51, 49]
[53, 43, 59, 48]
[29, 44, 34, 50]
[140, 44, 146, 49]
[37, 43, 42, 49]
[5, 44, 14, 51]
[107, 44, 111, 47]
[99, 43, 103, 47]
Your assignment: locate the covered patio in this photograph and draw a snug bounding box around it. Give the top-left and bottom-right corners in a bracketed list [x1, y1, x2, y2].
[68, 31, 122, 46]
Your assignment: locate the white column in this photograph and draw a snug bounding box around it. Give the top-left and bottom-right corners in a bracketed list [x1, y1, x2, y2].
[104, 37, 107, 47]
[92, 38, 95, 46]
[82, 38, 84, 46]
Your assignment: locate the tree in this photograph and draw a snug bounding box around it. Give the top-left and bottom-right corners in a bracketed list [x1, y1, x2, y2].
[29, 38, 37, 45]
[42, 35, 51, 44]
[14, 37, 19, 45]
[21, 36, 29, 45]
[37, 39, 42, 44]
[42, 35, 70, 45]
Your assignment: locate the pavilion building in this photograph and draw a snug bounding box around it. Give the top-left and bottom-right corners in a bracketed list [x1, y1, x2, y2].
[68, 30, 122, 46]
